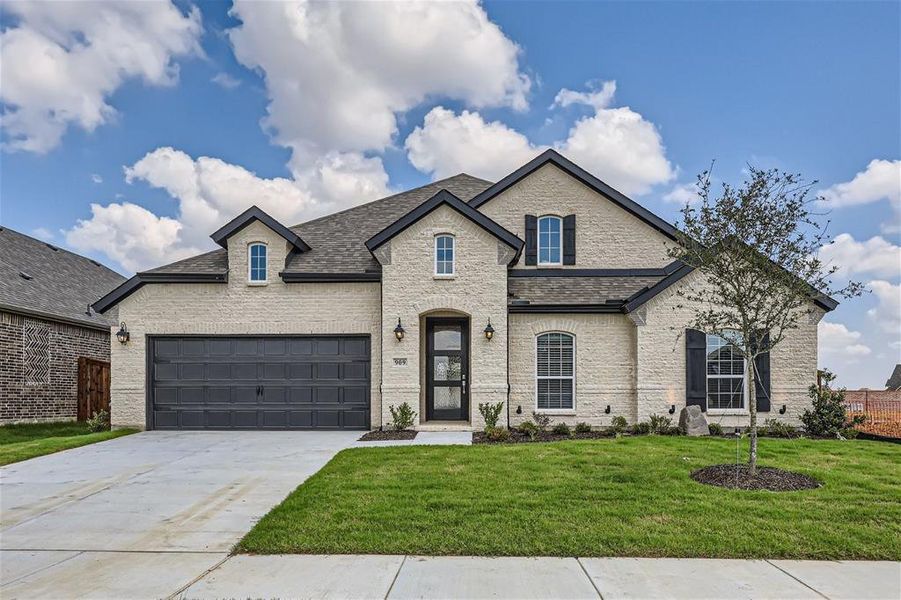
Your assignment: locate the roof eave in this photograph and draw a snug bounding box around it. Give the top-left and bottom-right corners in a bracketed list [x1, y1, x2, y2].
[92, 272, 228, 314]
[210, 206, 311, 252]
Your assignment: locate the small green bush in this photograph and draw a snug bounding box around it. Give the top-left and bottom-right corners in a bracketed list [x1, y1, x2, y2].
[574, 422, 592, 434]
[610, 415, 628, 433]
[800, 370, 865, 437]
[631, 421, 651, 435]
[388, 402, 416, 431]
[708, 422, 724, 436]
[648, 413, 673, 435]
[478, 402, 504, 431]
[531, 412, 551, 432]
[485, 426, 510, 442]
[519, 421, 539, 441]
[762, 418, 797, 438]
[552, 423, 572, 436]
[86, 410, 110, 433]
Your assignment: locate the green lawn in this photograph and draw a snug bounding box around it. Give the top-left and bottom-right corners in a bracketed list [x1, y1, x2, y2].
[238, 436, 900, 559]
[0, 421, 137, 466]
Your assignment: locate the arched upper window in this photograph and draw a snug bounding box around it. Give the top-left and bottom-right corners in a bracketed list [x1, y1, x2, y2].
[706, 330, 747, 411]
[537, 215, 562, 265]
[536, 332, 574, 410]
[435, 234, 455, 276]
[248, 243, 268, 283]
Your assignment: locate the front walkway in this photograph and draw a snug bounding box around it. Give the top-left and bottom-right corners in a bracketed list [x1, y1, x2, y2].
[179, 555, 897, 599]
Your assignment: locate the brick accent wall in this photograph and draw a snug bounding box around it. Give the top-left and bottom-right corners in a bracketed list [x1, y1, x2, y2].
[0, 310, 111, 423]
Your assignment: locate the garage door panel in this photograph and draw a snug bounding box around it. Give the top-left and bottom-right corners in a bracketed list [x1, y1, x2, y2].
[150, 336, 370, 430]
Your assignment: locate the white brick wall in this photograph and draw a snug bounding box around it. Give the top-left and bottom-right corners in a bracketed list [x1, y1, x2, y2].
[378, 204, 509, 430]
[636, 270, 821, 427]
[478, 163, 674, 269]
[508, 313, 637, 427]
[111, 221, 382, 429]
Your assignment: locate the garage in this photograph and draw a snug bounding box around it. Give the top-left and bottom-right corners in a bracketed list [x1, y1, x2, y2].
[148, 335, 370, 430]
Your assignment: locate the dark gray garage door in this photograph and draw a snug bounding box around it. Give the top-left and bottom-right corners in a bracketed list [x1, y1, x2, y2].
[149, 336, 370, 430]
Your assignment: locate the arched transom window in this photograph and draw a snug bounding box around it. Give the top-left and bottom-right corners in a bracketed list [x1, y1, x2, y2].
[248, 243, 268, 283]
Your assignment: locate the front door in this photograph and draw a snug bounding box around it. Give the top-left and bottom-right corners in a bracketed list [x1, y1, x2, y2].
[425, 317, 469, 421]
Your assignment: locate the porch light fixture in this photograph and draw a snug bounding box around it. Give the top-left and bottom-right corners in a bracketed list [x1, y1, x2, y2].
[116, 322, 130, 345]
[393, 317, 405, 342]
[668, 404, 676, 415]
[483, 318, 495, 341]
[779, 404, 787, 415]
[604, 405, 611, 414]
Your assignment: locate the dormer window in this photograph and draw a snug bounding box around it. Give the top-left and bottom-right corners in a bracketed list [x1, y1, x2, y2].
[435, 234, 455, 276]
[538, 216, 562, 265]
[248, 243, 268, 283]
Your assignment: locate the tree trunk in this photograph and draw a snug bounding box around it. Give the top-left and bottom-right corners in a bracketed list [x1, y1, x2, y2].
[748, 355, 758, 476]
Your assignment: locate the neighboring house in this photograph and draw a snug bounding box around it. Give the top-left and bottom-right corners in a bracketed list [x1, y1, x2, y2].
[885, 364, 901, 391]
[93, 150, 835, 432]
[0, 227, 126, 423]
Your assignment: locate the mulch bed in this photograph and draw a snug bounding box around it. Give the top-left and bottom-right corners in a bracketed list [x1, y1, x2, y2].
[357, 430, 417, 442]
[473, 429, 616, 444]
[691, 464, 821, 491]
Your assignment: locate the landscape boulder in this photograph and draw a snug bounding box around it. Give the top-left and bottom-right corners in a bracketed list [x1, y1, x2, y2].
[679, 405, 709, 436]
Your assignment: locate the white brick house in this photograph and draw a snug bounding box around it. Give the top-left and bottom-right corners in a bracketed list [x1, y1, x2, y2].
[94, 150, 834, 431]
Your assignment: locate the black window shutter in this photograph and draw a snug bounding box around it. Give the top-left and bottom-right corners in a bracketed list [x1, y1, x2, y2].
[685, 328, 707, 411]
[754, 333, 771, 412]
[524, 215, 537, 265]
[563, 214, 576, 265]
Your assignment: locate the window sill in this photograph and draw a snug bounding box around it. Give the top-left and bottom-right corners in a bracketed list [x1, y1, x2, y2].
[433, 275, 456, 280]
[707, 409, 748, 416]
[535, 409, 576, 416]
[247, 281, 269, 287]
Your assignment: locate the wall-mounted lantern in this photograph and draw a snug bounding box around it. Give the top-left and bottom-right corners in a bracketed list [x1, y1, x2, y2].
[604, 405, 611, 414]
[393, 317, 405, 342]
[116, 322, 130, 345]
[779, 404, 787, 415]
[483, 318, 495, 341]
[668, 404, 677, 415]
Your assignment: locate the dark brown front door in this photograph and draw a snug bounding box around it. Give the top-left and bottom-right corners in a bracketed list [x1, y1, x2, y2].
[425, 317, 469, 421]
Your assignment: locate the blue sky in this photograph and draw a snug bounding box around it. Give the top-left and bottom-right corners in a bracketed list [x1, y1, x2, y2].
[1, 0, 899, 388]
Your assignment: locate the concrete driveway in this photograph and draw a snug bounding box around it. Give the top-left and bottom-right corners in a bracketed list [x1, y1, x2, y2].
[0, 430, 361, 599]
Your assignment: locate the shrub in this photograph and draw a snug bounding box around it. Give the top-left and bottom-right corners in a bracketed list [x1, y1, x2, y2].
[762, 418, 797, 438]
[552, 422, 572, 436]
[531, 411, 551, 432]
[708, 423, 724, 436]
[519, 421, 539, 441]
[478, 402, 504, 431]
[86, 409, 110, 433]
[574, 422, 592, 434]
[800, 370, 865, 437]
[485, 426, 510, 442]
[610, 415, 628, 433]
[631, 421, 651, 435]
[388, 402, 416, 431]
[648, 413, 673, 435]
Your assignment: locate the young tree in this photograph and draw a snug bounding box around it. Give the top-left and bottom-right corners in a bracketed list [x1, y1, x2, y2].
[669, 166, 863, 475]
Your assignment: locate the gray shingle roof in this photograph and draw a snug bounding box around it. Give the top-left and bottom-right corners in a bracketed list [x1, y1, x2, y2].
[144, 173, 492, 277]
[0, 227, 126, 329]
[508, 275, 665, 307]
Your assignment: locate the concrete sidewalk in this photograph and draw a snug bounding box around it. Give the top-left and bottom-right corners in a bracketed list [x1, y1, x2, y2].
[175, 555, 899, 600]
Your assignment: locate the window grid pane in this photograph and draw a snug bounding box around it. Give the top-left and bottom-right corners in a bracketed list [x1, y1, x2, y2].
[249, 245, 267, 281]
[706, 331, 746, 409]
[538, 217, 561, 264]
[436, 236, 454, 274]
[537, 333, 574, 409]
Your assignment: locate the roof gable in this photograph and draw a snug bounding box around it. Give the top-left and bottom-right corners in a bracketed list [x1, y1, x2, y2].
[210, 205, 311, 252]
[469, 149, 679, 240]
[365, 189, 523, 259]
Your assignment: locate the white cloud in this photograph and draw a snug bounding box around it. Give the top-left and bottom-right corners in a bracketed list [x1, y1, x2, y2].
[663, 182, 702, 205]
[226, 0, 529, 158]
[818, 321, 872, 365]
[405, 107, 538, 181]
[405, 81, 675, 196]
[867, 280, 901, 332]
[817, 159, 901, 209]
[31, 227, 55, 242]
[819, 234, 901, 278]
[91, 173, 103, 184]
[65, 147, 390, 272]
[211, 72, 241, 90]
[0, 0, 201, 153]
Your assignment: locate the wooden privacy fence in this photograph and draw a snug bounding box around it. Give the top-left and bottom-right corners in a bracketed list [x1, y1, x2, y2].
[77, 357, 110, 421]
[844, 390, 901, 439]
